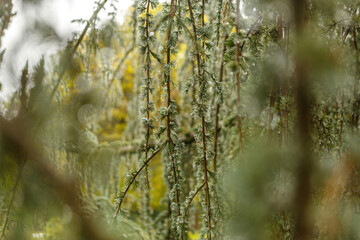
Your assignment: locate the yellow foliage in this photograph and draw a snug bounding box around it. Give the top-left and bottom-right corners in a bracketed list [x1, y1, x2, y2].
[188, 231, 200, 239]
[150, 155, 167, 209]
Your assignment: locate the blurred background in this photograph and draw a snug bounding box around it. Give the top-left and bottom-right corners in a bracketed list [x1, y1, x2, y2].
[0, 0, 132, 100]
[1, 0, 360, 239]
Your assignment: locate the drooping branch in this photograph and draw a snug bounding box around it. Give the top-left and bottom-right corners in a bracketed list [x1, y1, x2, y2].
[352, 26, 360, 130]
[213, 34, 228, 172]
[187, 0, 212, 238]
[239, 16, 262, 52]
[48, 0, 109, 102]
[164, 0, 181, 219]
[114, 141, 167, 218]
[216, 0, 222, 46]
[180, 181, 205, 231]
[235, 0, 243, 146]
[143, 0, 153, 188]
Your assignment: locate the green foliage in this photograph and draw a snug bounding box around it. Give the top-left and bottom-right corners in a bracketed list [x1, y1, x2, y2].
[2, 0, 360, 240]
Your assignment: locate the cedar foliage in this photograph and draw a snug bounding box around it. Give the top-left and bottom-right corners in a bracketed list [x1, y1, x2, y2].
[1, 0, 360, 239]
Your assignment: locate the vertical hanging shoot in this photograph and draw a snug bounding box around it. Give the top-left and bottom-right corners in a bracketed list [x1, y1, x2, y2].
[213, 0, 229, 173]
[114, 0, 162, 218]
[156, 0, 184, 237]
[139, 0, 159, 189]
[185, 0, 214, 238]
[235, 0, 243, 145]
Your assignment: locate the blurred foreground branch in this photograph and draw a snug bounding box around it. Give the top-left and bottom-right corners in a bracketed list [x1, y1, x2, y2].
[0, 116, 113, 240]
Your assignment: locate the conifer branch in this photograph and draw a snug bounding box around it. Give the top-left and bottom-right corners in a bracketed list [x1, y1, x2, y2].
[114, 141, 167, 218]
[35, 0, 109, 130]
[187, 0, 212, 238]
[215, 0, 223, 46]
[235, 0, 243, 146]
[180, 181, 205, 231]
[239, 16, 262, 52]
[164, 0, 181, 220]
[352, 26, 360, 130]
[213, 34, 228, 172]
[48, 0, 108, 102]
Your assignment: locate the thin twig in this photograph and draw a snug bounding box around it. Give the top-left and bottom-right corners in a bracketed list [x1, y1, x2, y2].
[48, 0, 108, 102]
[165, 0, 181, 218]
[35, 0, 108, 130]
[114, 141, 167, 218]
[180, 182, 205, 231]
[235, 0, 243, 146]
[187, 0, 212, 238]
[213, 34, 228, 172]
[143, 0, 153, 189]
[240, 16, 262, 52]
[352, 26, 360, 130]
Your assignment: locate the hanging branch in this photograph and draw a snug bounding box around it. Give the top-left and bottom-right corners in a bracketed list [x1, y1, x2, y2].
[187, 0, 212, 238]
[139, 0, 159, 188]
[239, 16, 262, 52]
[48, 0, 108, 102]
[114, 141, 167, 218]
[215, 0, 223, 46]
[235, 0, 243, 146]
[180, 181, 205, 230]
[352, 26, 360, 130]
[164, 0, 181, 220]
[201, 0, 212, 238]
[213, 34, 228, 172]
[212, 0, 229, 172]
[34, 0, 109, 130]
